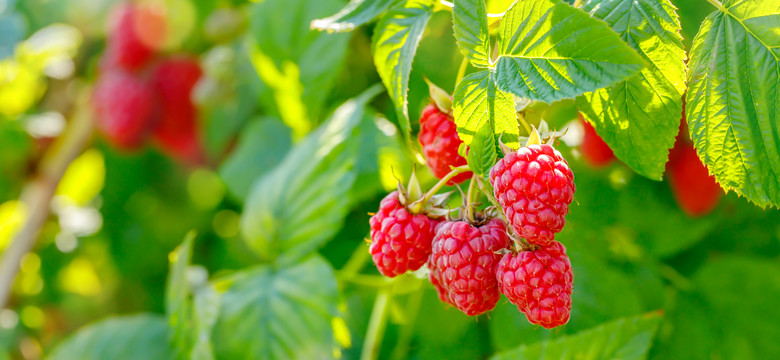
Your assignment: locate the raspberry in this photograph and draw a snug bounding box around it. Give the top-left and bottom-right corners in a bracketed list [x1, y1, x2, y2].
[428, 218, 509, 316]
[580, 116, 615, 168]
[92, 69, 156, 150]
[418, 104, 472, 184]
[496, 241, 573, 329]
[150, 57, 205, 164]
[666, 135, 721, 217]
[489, 144, 575, 246]
[369, 191, 440, 277]
[103, 3, 166, 70]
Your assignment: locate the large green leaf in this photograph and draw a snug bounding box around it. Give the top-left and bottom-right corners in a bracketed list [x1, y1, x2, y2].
[494, 0, 645, 103]
[249, 0, 350, 136]
[491, 313, 662, 360]
[577, 0, 687, 180]
[452, 0, 491, 68]
[311, 0, 403, 32]
[452, 70, 518, 149]
[240, 86, 381, 262]
[372, 0, 435, 139]
[211, 255, 338, 360]
[686, 1, 780, 208]
[219, 117, 292, 202]
[47, 315, 173, 360]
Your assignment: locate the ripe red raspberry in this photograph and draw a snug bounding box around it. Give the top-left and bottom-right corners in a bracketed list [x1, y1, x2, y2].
[418, 104, 472, 184]
[428, 219, 509, 316]
[667, 135, 721, 217]
[103, 3, 166, 70]
[489, 144, 575, 246]
[92, 69, 156, 150]
[496, 241, 573, 329]
[150, 57, 205, 164]
[580, 116, 615, 168]
[369, 191, 440, 277]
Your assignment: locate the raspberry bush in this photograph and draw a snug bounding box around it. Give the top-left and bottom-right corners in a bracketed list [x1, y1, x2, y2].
[1, 0, 779, 359]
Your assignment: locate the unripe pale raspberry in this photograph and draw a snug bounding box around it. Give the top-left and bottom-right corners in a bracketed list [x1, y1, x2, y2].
[369, 191, 440, 277]
[92, 69, 156, 150]
[418, 104, 472, 184]
[489, 144, 575, 245]
[428, 219, 509, 316]
[496, 241, 573, 329]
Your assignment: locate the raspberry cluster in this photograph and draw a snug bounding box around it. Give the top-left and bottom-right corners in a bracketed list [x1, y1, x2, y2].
[369, 80, 576, 328]
[92, 2, 204, 164]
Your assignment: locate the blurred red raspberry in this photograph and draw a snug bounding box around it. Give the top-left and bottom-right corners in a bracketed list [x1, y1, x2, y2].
[92, 69, 156, 150]
[580, 115, 615, 167]
[418, 104, 472, 184]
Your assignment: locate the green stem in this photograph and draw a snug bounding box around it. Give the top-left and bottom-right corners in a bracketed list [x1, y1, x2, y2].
[420, 165, 470, 204]
[517, 113, 532, 136]
[464, 175, 478, 222]
[361, 288, 393, 360]
[455, 57, 468, 85]
[704, 0, 723, 9]
[390, 290, 424, 360]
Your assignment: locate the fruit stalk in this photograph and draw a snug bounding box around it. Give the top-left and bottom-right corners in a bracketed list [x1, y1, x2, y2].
[0, 91, 94, 309]
[360, 288, 393, 360]
[418, 165, 470, 206]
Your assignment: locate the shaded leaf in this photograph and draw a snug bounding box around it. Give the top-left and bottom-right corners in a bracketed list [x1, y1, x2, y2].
[311, 0, 403, 32]
[47, 315, 172, 360]
[491, 313, 662, 360]
[211, 255, 338, 360]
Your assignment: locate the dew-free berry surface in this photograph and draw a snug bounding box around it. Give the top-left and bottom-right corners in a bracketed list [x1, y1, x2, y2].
[418, 104, 472, 184]
[496, 240, 573, 329]
[428, 218, 509, 316]
[489, 144, 575, 246]
[92, 69, 156, 150]
[369, 191, 440, 278]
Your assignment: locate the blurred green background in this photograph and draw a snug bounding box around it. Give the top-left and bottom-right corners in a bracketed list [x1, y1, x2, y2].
[0, 0, 779, 359]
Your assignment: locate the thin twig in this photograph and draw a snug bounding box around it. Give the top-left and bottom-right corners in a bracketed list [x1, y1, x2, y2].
[0, 91, 94, 310]
[360, 288, 393, 360]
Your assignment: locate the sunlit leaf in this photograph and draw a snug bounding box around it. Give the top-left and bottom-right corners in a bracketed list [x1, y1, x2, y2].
[577, 0, 687, 180]
[686, 0, 780, 207]
[494, 0, 645, 103]
[452, 70, 518, 147]
[311, 0, 403, 32]
[452, 0, 491, 68]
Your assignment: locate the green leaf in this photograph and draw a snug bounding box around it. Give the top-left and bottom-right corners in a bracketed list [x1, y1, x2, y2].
[491, 313, 662, 360]
[47, 315, 173, 360]
[219, 117, 292, 202]
[576, 0, 687, 180]
[240, 86, 382, 262]
[166, 232, 196, 360]
[467, 122, 497, 177]
[372, 0, 435, 139]
[249, 0, 350, 136]
[494, 0, 646, 103]
[452, 0, 491, 68]
[211, 255, 339, 360]
[686, 1, 780, 208]
[452, 70, 518, 148]
[311, 0, 403, 32]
